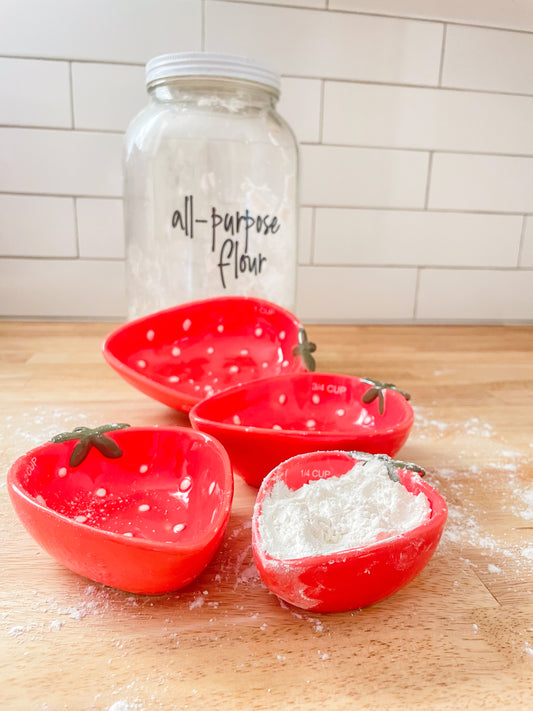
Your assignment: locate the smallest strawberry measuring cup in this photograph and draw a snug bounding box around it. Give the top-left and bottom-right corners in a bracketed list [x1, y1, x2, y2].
[252, 450, 447, 613]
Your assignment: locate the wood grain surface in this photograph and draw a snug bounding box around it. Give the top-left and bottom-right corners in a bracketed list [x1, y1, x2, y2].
[1, 321, 532, 711]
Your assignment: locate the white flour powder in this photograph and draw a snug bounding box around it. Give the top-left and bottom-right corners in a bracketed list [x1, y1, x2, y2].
[258, 458, 430, 560]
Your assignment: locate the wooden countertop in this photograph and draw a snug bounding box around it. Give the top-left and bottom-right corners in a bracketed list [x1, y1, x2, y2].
[1, 322, 533, 710]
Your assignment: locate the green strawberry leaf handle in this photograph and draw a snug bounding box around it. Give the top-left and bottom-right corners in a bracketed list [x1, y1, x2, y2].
[348, 451, 426, 482]
[50, 424, 130, 467]
[292, 328, 317, 372]
[360, 377, 411, 415]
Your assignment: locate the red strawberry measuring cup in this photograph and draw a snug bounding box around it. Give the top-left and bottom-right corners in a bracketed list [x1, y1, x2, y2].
[7, 424, 233, 594]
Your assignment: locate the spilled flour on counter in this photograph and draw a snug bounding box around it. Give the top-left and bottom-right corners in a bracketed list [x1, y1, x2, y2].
[258, 458, 430, 560]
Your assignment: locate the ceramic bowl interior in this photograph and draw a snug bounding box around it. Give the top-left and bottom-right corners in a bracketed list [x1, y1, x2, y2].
[8, 426, 233, 594]
[190, 372, 414, 487]
[252, 450, 447, 613]
[103, 296, 307, 412]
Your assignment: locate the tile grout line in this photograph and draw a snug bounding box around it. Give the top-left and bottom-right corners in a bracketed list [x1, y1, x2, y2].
[296, 264, 533, 271]
[68, 61, 75, 129]
[1, 191, 533, 218]
[517, 215, 528, 267]
[301, 204, 533, 216]
[310, 207, 317, 265]
[208, 0, 533, 37]
[438, 23, 448, 86]
[0, 192, 123, 200]
[424, 152, 434, 209]
[298, 143, 533, 159]
[4, 54, 533, 100]
[2, 253, 531, 271]
[201, 0, 207, 50]
[4, 124, 533, 160]
[0, 255, 124, 262]
[318, 79, 325, 144]
[0, 124, 126, 135]
[73, 197, 80, 259]
[412, 267, 422, 320]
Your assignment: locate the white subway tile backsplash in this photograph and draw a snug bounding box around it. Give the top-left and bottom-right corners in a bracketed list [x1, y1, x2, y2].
[298, 207, 314, 265]
[0, 194, 76, 257]
[428, 153, 533, 212]
[0, 258, 126, 318]
[2, 0, 201, 63]
[314, 209, 522, 267]
[323, 82, 533, 155]
[72, 63, 145, 132]
[0, 128, 122, 197]
[520, 218, 533, 267]
[329, 0, 533, 33]
[417, 268, 533, 320]
[76, 199, 124, 259]
[442, 25, 533, 95]
[279, 78, 322, 144]
[301, 145, 429, 208]
[0, 1, 531, 323]
[205, 2, 443, 85]
[296, 265, 417, 321]
[0, 58, 71, 128]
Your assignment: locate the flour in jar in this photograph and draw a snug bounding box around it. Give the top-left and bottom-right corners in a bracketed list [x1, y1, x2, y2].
[258, 458, 430, 560]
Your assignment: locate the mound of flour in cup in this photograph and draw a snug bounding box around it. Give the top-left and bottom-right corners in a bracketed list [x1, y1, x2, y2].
[258, 458, 430, 560]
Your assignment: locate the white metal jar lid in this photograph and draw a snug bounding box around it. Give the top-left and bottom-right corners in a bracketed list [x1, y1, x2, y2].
[145, 52, 281, 93]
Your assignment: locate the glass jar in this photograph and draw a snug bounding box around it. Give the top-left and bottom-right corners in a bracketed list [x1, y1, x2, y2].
[123, 52, 299, 320]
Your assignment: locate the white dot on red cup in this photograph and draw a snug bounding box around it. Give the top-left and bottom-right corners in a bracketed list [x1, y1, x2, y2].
[58, 467, 68, 478]
[180, 477, 192, 492]
[172, 346, 181, 357]
[173, 523, 185, 533]
[207, 346, 214, 354]
[255, 327, 263, 337]
[75, 515, 87, 523]
[95, 488, 107, 497]
[138, 504, 150, 512]
[217, 324, 224, 333]
[137, 359, 147, 369]
[306, 419, 317, 428]
[229, 365, 239, 374]
[183, 319, 192, 331]
[208, 481, 216, 495]
[124, 532, 134, 537]
[278, 394, 287, 405]
[312, 394, 320, 404]
[273, 424, 282, 430]
[336, 409, 345, 417]
[233, 415, 241, 425]
[146, 329, 155, 341]
[139, 464, 148, 474]
[279, 331, 286, 340]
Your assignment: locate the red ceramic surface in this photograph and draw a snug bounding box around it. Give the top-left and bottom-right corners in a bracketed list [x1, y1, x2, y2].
[7, 426, 233, 594]
[252, 450, 447, 613]
[189, 372, 414, 487]
[102, 296, 308, 413]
